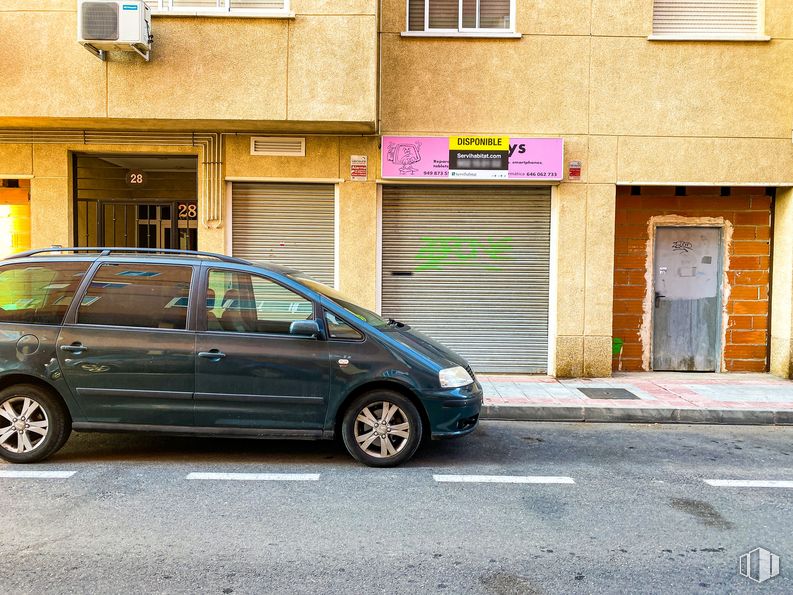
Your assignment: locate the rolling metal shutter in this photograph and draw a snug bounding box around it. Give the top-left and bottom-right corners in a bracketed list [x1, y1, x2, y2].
[382, 186, 550, 373]
[652, 1, 762, 37]
[232, 183, 335, 285]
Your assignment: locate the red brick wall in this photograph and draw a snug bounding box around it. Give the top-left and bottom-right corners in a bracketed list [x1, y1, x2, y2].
[613, 186, 771, 372]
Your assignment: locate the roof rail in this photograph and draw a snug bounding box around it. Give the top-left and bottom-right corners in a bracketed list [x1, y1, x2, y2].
[5, 247, 250, 265]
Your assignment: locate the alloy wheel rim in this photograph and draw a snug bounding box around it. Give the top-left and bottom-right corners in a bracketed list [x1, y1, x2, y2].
[0, 397, 49, 454]
[353, 401, 411, 459]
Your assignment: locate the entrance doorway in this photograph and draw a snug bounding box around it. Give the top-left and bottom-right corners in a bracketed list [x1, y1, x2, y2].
[73, 154, 198, 251]
[98, 202, 197, 250]
[652, 226, 722, 371]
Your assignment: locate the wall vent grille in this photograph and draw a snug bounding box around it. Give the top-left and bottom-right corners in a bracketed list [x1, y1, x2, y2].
[250, 137, 305, 157]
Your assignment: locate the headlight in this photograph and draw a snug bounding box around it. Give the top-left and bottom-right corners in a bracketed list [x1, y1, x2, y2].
[439, 366, 473, 388]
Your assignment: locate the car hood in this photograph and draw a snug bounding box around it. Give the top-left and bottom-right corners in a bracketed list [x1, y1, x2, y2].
[382, 325, 469, 370]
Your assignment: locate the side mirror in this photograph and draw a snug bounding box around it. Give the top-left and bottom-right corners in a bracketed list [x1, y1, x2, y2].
[290, 320, 320, 338]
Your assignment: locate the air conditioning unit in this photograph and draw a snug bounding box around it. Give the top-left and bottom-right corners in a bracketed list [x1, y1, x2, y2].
[77, 0, 152, 61]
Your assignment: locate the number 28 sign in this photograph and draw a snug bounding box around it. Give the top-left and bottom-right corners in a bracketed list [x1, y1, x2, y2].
[125, 169, 146, 186]
[178, 203, 197, 219]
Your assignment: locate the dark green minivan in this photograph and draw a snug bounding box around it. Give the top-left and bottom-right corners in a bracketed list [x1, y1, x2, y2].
[0, 248, 481, 467]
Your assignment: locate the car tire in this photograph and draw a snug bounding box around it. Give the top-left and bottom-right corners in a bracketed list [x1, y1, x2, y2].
[341, 390, 423, 467]
[0, 384, 71, 464]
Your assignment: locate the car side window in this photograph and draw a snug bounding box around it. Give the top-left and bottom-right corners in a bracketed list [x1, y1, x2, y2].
[76, 263, 193, 330]
[206, 270, 314, 335]
[0, 261, 90, 325]
[325, 310, 363, 341]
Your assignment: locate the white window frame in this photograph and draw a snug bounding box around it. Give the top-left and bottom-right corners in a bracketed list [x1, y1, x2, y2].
[402, 0, 519, 38]
[648, 0, 769, 42]
[145, 0, 294, 19]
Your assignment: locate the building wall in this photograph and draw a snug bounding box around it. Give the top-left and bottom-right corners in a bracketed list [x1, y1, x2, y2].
[1, 1, 792, 376]
[225, 135, 380, 309]
[380, 0, 793, 376]
[0, 142, 203, 252]
[613, 186, 771, 372]
[0, 1, 378, 131]
[0, 136, 380, 310]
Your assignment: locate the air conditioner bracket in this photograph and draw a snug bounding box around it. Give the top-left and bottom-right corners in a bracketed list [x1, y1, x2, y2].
[131, 43, 150, 62]
[82, 43, 106, 61]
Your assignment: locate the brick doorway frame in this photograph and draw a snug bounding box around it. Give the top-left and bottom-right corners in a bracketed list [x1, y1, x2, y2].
[612, 186, 771, 373]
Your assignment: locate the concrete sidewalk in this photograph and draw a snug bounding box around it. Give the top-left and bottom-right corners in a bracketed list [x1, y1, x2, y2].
[479, 372, 793, 425]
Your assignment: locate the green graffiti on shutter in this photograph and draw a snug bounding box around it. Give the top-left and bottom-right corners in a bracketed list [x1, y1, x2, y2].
[415, 237, 514, 271]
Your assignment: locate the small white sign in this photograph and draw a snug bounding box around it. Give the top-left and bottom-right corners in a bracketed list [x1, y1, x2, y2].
[350, 155, 368, 181]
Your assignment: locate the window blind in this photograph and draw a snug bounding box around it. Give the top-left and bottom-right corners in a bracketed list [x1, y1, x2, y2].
[408, 0, 512, 32]
[148, 0, 288, 11]
[171, 0, 222, 8]
[653, 1, 762, 37]
[429, 0, 458, 29]
[480, 0, 510, 29]
[408, 0, 424, 31]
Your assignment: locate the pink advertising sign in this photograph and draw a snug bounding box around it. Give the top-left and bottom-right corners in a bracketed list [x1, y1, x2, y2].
[382, 136, 564, 181]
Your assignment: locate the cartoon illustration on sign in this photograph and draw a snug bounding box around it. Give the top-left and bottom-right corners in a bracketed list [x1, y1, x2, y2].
[386, 141, 422, 175]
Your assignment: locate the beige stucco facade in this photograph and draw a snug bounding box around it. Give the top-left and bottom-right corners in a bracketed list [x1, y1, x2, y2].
[0, 1, 381, 304]
[1, 1, 793, 376]
[380, 0, 793, 377]
[0, 2, 377, 131]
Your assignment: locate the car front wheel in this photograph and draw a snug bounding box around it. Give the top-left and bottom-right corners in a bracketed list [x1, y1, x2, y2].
[341, 390, 423, 467]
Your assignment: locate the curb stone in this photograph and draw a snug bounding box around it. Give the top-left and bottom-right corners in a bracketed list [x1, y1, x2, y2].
[481, 405, 793, 425]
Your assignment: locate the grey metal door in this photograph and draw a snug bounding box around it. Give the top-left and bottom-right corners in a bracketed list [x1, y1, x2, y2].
[381, 185, 551, 373]
[652, 227, 722, 371]
[231, 183, 335, 286]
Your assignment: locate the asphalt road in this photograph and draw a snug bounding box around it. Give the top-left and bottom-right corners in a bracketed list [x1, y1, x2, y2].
[1, 421, 792, 594]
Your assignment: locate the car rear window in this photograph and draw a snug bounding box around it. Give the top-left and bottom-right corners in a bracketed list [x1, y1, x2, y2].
[76, 263, 193, 330]
[0, 261, 91, 325]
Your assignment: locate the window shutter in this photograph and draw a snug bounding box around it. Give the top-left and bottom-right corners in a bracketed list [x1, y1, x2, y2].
[408, 0, 425, 31]
[229, 0, 286, 8]
[167, 0, 287, 10]
[428, 0, 458, 29]
[171, 0, 222, 8]
[479, 0, 510, 29]
[461, 0, 476, 28]
[653, 1, 762, 37]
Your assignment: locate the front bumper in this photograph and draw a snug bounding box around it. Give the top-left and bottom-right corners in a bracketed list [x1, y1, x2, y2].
[421, 380, 483, 439]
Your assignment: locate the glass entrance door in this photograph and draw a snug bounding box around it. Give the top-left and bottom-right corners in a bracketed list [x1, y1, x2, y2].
[77, 201, 198, 250]
[136, 204, 172, 249]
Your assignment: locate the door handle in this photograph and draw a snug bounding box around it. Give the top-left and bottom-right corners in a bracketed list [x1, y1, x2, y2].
[654, 292, 666, 308]
[198, 350, 226, 360]
[60, 343, 87, 354]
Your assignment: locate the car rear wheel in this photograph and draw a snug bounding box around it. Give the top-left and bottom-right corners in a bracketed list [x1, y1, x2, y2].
[341, 390, 423, 467]
[0, 384, 71, 464]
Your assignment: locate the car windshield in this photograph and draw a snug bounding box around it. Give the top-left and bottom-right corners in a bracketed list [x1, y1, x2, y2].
[290, 275, 389, 327]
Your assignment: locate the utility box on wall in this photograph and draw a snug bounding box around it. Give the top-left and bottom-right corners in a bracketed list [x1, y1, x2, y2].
[77, 0, 152, 61]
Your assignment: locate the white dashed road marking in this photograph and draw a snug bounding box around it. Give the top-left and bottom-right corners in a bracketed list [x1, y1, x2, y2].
[704, 479, 793, 488]
[186, 472, 320, 481]
[0, 470, 76, 479]
[433, 474, 575, 484]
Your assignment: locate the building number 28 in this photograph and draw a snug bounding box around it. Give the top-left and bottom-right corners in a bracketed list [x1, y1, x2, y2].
[178, 203, 198, 219]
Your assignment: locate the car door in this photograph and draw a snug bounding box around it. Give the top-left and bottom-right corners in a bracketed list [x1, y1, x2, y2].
[56, 261, 197, 427]
[194, 266, 330, 432]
